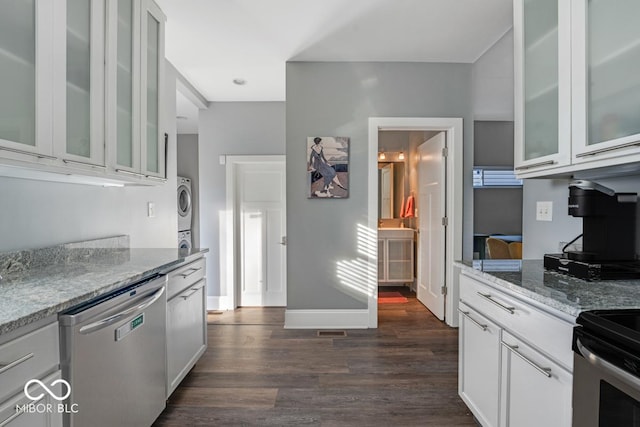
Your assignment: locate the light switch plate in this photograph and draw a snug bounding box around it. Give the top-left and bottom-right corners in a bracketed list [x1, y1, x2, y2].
[536, 201, 553, 221]
[147, 202, 155, 218]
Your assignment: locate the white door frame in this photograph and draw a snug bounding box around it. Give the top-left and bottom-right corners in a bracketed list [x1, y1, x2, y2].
[368, 118, 463, 328]
[222, 155, 286, 310]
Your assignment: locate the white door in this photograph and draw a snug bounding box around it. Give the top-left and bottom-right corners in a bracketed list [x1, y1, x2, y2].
[237, 162, 286, 306]
[417, 132, 446, 319]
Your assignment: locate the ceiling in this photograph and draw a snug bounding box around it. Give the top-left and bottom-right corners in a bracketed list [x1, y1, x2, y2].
[158, 0, 512, 104]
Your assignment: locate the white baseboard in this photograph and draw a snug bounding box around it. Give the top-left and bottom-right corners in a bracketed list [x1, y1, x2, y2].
[207, 296, 232, 311]
[284, 309, 370, 329]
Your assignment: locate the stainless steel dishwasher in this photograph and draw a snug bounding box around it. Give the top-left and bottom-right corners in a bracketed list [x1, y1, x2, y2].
[59, 274, 167, 427]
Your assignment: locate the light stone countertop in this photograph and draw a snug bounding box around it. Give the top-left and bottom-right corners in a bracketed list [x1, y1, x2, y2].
[0, 247, 208, 335]
[456, 259, 640, 318]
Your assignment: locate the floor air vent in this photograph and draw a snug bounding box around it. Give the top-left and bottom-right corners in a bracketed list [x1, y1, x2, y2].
[317, 330, 347, 337]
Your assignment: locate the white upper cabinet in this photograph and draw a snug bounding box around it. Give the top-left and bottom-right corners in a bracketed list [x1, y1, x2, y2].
[0, 0, 165, 185]
[107, 0, 141, 176]
[141, 0, 165, 180]
[107, 0, 165, 181]
[53, 0, 106, 169]
[0, 0, 54, 162]
[514, 0, 571, 175]
[571, 0, 640, 163]
[515, 0, 640, 177]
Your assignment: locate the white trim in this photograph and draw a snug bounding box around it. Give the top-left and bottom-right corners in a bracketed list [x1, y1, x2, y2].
[368, 117, 464, 328]
[224, 155, 286, 311]
[284, 309, 370, 329]
[176, 68, 209, 109]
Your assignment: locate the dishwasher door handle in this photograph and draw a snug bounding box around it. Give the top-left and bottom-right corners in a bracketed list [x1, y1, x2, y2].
[79, 286, 165, 335]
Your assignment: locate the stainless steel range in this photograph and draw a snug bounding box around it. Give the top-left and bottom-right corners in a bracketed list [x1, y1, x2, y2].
[572, 309, 640, 426]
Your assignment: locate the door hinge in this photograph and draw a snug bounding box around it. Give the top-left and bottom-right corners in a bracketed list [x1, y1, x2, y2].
[441, 217, 448, 227]
[442, 147, 448, 157]
[441, 286, 447, 296]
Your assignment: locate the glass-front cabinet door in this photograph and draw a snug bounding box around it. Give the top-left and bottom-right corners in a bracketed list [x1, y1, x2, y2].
[54, 0, 105, 168]
[107, 0, 141, 177]
[572, 0, 640, 163]
[141, 0, 165, 179]
[514, 0, 571, 175]
[0, 0, 54, 161]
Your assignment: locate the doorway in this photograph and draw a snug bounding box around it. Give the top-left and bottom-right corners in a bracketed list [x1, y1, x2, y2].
[224, 156, 287, 308]
[368, 118, 463, 328]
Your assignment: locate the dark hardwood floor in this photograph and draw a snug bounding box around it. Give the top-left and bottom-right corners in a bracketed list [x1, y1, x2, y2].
[154, 286, 476, 426]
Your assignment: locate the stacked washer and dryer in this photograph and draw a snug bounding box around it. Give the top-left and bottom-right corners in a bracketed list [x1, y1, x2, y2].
[177, 176, 193, 249]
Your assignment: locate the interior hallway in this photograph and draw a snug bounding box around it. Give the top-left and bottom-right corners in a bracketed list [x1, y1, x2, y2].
[154, 287, 475, 426]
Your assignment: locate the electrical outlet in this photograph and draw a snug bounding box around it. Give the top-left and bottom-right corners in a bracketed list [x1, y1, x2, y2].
[536, 201, 553, 221]
[147, 202, 155, 218]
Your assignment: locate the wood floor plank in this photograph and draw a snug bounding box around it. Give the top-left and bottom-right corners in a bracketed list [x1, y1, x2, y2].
[154, 287, 475, 426]
[168, 386, 278, 409]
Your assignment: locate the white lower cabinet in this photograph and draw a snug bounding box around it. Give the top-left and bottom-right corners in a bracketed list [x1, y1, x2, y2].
[0, 370, 63, 427]
[0, 320, 61, 427]
[458, 272, 574, 427]
[458, 302, 501, 427]
[166, 257, 207, 397]
[500, 332, 572, 427]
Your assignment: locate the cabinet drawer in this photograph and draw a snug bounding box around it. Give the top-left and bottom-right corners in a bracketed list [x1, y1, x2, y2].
[460, 274, 574, 371]
[0, 322, 60, 403]
[0, 370, 63, 427]
[167, 257, 206, 299]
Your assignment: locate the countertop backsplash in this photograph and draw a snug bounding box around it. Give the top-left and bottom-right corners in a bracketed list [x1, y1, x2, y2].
[0, 235, 130, 278]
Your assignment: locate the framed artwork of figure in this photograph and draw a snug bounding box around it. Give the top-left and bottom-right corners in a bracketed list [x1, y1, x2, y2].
[307, 136, 349, 199]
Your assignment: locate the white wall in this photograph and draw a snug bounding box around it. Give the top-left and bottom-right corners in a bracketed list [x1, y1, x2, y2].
[198, 102, 285, 301]
[0, 61, 179, 251]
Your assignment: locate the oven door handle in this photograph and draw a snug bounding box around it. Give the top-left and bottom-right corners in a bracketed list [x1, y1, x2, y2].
[577, 338, 640, 390]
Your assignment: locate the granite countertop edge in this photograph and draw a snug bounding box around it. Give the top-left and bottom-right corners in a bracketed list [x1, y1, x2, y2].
[455, 261, 581, 319]
[455, 259, 640, 321]
[0, 248, 209, 336]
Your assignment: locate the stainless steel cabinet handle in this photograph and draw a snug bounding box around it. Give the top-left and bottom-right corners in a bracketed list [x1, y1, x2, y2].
[62, 158, 107, 169]
[0, 395, 44, 426]
[575, 140, 640, 158]
[458, 308, 488, 331]
[502, 342, 552, 378]
[514, 160, 556, 171]
[79, 286, 165, 335]
[0, 146, 57, 160]
[145, 175, 167, 182]
[577, 338, 640, 390]
[0, 352, 34, 375]
[115, 169, 146, 177]
[180, 267, 202, 278]
[477, 292, 515, 314]
[180, 287, 201, 300]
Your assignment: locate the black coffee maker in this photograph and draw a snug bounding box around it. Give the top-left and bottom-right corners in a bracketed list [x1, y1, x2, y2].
[565, 180, 637, 262]
[544, 180, 639, 280]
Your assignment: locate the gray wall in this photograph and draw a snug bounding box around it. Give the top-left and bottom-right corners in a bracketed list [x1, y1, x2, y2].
[523, 175, 640, 258]
[286, 61, 474, 310]
[473, 120, 522, 236]
[198, 102, 286, 296]
[0, 62, 179, 251]
[177, 133, 200, 247]
[472, 28, 514, 121]
[474, 121, 514, 167]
